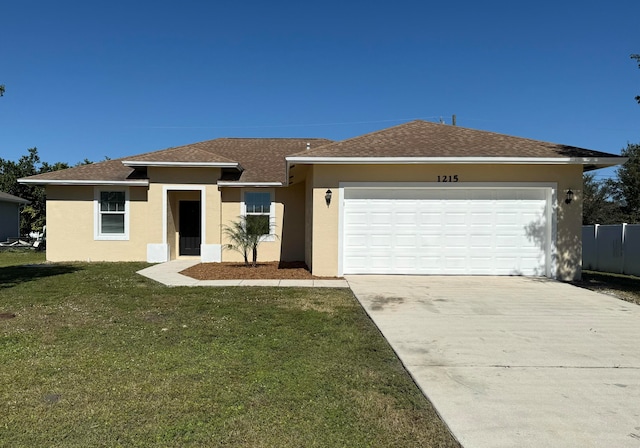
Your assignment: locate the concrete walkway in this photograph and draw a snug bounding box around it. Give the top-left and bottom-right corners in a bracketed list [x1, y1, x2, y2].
[347, 275, 640, 448]
[137, 259, 349, 288]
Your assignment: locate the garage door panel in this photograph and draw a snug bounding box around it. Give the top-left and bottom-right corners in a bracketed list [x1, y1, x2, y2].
[441, 236, 468, 248]
[419, 211, 444, 222]
[418, 235, 441, 246]
[371, 233, 393, 245]
[396, 256, 419, 269]
[470, 236, 493, 248]
[396, 234, 418, 246]
[343, 187, 550, 276]
[444, 212, 467, 224]
[470, 213, 494, 224]
[395, 212, 418, 225]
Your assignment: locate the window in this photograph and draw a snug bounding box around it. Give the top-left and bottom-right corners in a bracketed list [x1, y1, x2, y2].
[95, 189, 129, 240]
[243, 190, 274, 240]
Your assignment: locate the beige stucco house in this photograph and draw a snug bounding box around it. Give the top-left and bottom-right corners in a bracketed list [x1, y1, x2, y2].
[20, 120, 625, 280]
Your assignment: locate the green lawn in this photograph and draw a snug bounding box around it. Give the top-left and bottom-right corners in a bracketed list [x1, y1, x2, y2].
[0, 251, 459, 448]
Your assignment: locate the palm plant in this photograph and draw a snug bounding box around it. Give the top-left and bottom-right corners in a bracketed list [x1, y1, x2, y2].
[222, 216, 271, 267]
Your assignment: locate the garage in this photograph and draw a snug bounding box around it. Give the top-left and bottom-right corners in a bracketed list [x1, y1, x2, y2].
[340, 184, 555, 277]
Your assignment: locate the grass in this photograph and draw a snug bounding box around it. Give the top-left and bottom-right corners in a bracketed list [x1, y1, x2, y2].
[0, 251, 460, 448]
[575, 270, 640, 305]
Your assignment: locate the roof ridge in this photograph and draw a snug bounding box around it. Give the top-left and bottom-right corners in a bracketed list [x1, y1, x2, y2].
[288, 119, 427, 157]
[216, 137, 331, 141]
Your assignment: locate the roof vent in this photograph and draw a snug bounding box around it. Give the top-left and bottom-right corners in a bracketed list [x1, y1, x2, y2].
[306, 142, 310, 150]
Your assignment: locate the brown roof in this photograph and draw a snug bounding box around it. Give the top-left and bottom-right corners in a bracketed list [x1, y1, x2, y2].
[181, 138, 332, 183]
[19, 120, 623, 185]
[125, 145, 239, 165]
[21, 159, 137, 183]
[21, 138, 333, 184]
[289, 120, 621, 159]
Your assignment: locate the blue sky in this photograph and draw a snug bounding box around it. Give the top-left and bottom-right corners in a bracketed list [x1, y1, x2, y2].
[1, 0, 638, 180]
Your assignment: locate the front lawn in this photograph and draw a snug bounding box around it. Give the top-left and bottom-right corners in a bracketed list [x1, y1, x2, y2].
[0, 252, 459, 447]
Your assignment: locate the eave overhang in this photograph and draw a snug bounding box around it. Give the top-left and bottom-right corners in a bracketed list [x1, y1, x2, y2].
[285, 156, 626, 167]
[18, 179, 150, 187]
[216, 181, 283, 187]
[122, 160, 241, 169]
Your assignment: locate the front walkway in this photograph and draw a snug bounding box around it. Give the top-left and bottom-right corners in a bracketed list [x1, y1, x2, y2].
[137, 259, 349, 288]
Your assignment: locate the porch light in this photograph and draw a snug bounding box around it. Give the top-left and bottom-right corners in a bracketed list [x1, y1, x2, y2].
[565, 189, 574, 204]
[325, 189, 332, 206]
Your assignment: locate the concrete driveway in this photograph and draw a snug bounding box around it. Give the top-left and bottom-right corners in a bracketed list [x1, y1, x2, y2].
[347, 276, 640, 448]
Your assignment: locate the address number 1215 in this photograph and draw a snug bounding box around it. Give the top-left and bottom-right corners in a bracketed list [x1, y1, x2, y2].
[437, 175, 459, 182]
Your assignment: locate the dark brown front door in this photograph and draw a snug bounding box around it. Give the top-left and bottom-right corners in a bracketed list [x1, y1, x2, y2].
[179, 201, 201, 256]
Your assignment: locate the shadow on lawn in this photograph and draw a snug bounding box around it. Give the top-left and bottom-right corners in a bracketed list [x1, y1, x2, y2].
[0, 263, 80, 290]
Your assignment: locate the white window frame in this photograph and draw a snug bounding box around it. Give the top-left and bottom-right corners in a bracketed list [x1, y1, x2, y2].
[94, 187, 130, 241]
[241, 188, 276, 242]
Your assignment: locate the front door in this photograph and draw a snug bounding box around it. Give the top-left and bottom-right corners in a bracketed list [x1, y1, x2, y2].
[179, 201, 201, 256]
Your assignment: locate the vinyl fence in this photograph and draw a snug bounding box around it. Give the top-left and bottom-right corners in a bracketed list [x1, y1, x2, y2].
[582, 224, 640, 276]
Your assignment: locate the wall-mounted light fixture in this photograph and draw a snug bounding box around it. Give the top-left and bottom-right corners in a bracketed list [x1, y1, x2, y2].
[325, 189, 332, 206]
[565, 189, 574, 205]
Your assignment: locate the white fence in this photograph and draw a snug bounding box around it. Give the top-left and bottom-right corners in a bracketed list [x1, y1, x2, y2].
[582, 224, 640, 276]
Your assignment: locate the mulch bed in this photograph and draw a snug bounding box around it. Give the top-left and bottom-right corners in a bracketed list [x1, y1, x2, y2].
[181, 261, 340, 280]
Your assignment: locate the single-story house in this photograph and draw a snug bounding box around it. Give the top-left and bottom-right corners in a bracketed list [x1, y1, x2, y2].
[0, 191, 29, 242]
[19, 120, 625, 280]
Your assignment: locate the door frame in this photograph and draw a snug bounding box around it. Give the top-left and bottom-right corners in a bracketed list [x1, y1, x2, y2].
[162, 185, 207, 259]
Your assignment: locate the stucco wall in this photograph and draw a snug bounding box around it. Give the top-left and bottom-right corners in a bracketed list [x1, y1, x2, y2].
[277, 182, 306, 262]
[220, 184, 305, 263]
[46, 181, 224, 263]
[45, 185, 151, 262]
[147, 167, 221, 185]
[309, 163, 584, 280]
[304, 168, 314, 270]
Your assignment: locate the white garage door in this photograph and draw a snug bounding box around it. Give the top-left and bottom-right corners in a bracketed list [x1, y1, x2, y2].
[342, 187, 552, 276]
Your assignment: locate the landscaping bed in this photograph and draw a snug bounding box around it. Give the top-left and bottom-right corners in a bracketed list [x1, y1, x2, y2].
[181, 261, 340, 280]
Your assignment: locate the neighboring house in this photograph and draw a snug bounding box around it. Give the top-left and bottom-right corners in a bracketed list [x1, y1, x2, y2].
[0, 192, 29, 242]
[19, 120, 625, 280]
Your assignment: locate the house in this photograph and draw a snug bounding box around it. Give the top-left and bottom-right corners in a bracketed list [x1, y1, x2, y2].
[0, 192, 29, 242]
[19, 120, 625, 280]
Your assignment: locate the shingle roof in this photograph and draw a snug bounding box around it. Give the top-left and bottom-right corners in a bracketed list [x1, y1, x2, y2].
[124, 145, 239, 165]
[19, 120, 623, 185]
[289, 120, 621, 159]
[180, 138, 332, 183]
[20, 138, 333, 185]
[0, 191, 30, 204]
[20, 159, 139, 183]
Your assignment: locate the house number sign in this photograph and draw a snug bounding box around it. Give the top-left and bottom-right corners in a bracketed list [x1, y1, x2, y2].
[437, 175, 459, 182]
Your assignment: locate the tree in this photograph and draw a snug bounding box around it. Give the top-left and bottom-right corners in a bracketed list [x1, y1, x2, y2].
[632, 54, 640, 104]
[223, 218, 251, 266]
[0, 148, 69, 236]
[616, 142, 640, 222]
[582, 173, 624, 224]
[222, 215, 272, 267]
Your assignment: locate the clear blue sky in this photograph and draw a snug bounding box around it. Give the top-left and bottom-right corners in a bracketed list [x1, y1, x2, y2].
[1, 0, 638, 180]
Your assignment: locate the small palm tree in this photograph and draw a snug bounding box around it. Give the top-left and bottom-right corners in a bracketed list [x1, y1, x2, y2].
[223, 218, 251, 266]
[223, 216, 271, 267]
